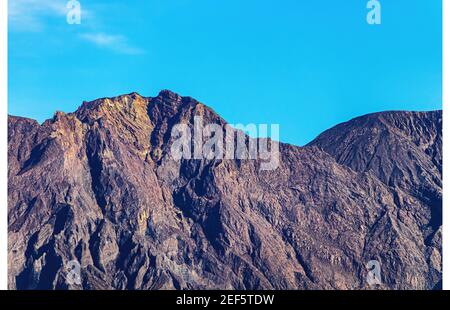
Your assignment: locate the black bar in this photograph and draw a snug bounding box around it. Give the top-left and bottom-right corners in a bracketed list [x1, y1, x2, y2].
[1, 290, 448, 308]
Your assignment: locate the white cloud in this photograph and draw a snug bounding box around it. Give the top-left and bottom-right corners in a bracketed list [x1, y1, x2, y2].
[9, 0, 68, 16]
[9, 0, 144, 55]
[9, 0, 79, 31]
[79, 33, 145, 55]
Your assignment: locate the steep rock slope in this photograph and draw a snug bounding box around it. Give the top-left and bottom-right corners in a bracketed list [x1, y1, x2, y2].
[8, 91, 442, 289]
[309, 111, 442, 256]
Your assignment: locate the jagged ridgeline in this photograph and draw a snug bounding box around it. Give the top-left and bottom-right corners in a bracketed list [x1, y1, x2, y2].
[8, 90, 442, 289]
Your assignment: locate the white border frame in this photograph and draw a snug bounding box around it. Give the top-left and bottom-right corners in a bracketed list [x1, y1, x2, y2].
[0, 0, 8, 291]
[442, 0, 449, 291]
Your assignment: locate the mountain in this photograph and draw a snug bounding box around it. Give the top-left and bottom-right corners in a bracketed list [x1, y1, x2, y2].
[8, 90, 442, 290]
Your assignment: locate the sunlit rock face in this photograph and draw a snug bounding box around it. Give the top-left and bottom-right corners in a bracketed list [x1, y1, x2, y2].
[8, 90, 442, 290]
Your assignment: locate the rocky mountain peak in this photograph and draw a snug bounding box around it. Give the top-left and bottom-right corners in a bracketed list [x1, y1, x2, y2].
[157, 89, 183, 101]
[75, 93, 149, 123]
[7, 91, 442, 290]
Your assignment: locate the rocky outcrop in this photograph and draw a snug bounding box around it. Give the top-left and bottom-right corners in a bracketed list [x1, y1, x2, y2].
[8, 90, 442, 290]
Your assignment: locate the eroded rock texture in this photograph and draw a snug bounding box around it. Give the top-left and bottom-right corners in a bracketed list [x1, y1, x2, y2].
[8, 91, 442, 289]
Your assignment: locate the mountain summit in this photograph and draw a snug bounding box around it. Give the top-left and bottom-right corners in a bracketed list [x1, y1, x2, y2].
[8, 91, 442, 289]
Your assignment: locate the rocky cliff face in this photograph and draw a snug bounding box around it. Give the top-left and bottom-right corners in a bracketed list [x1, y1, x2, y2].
[8, 90, 442, 290]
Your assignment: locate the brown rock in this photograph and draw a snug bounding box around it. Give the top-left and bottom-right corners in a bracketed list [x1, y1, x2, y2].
[8, 91, 442, 290]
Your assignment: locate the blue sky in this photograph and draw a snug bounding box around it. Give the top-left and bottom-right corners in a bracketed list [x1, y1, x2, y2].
[8, 0, 442, 146]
